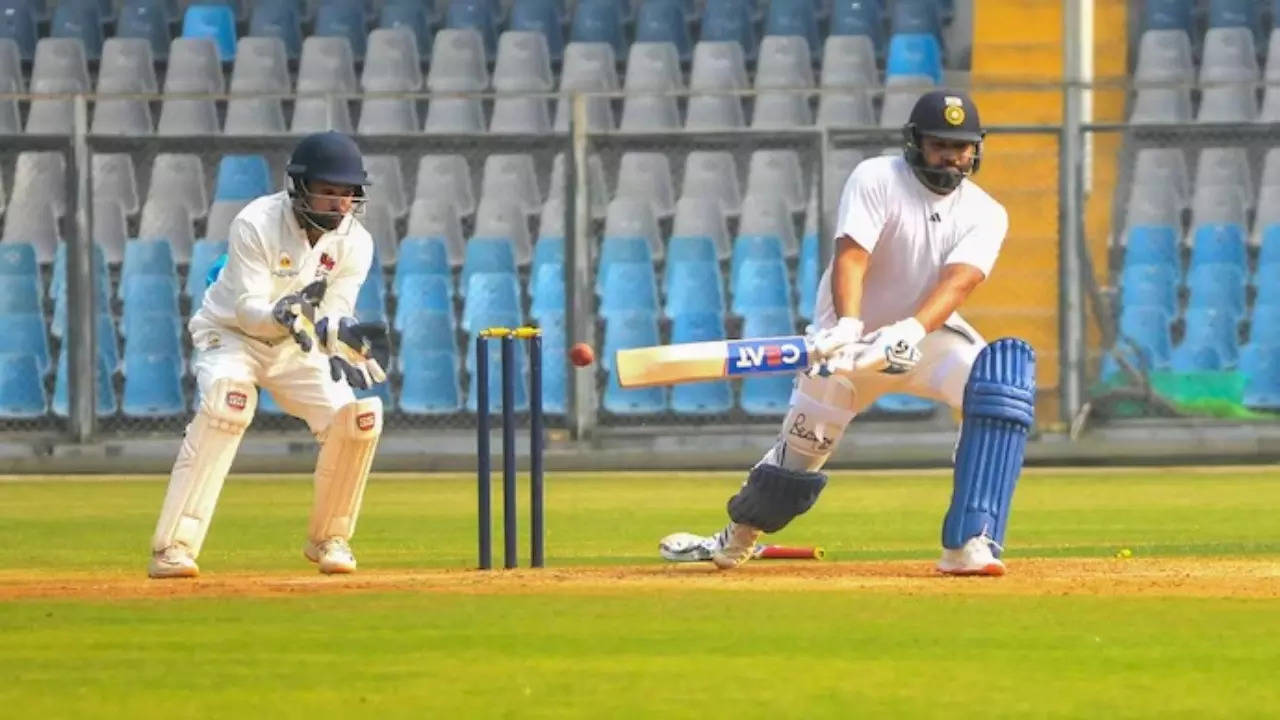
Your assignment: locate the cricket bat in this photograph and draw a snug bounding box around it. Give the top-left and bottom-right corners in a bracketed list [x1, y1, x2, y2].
[616, 335, 890, 388]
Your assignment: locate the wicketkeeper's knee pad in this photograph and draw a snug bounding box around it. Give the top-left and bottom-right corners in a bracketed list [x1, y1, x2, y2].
[942, 338, 1035, 552]
[727, 464, 828, 533]
[152, 378, 257, 555]
[310, 397, 383, 544]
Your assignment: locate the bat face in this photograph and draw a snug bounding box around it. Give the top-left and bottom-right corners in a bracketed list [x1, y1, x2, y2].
[725, 337, 810, 376]
[616, 335, 812, 388]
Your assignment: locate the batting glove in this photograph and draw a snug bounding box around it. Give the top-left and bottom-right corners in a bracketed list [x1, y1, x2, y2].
[271, 279, 327, 352]
[315, 316, 390, 390]
[807, 317, 865, 360]
[853, 317, 926, 375]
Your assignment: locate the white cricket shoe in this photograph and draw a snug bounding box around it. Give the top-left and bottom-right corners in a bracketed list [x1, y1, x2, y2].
[711, 522, 762, 570]
[148, 545, 199, 579]
[304, 537, 357, 574]
[659, 532, 718, 562]
[937, 534, 1006, 576]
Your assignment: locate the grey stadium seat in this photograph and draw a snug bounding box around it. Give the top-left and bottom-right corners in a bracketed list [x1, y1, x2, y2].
[691, 42, 748, 92]
[0, 38, 22, 92]
[1253, 186, 1280, 243]
[1123, 184, 1181, 234]
[682, 151, 741, 216]
[1197, 84, 1257, 123]
[817, 90, 875, 128]
[415, 154, 475, 215]
[360, 202, 398, 265]
[427, 29, 489, 92]
[621, 95, 680, 130]
[1189, 185, 1247, 234]
[1130, 87, 1193, 123]
[358, 98, 419, 134]
[0, 76, 18, 134]
[755, 36, 814, 90]
[206, 200, 249, 243]
[1199, 27, 1258, 85]
[475, 198, 533, 264]
[291, 97, 355, 133]
[1134, 29, 1194, 86]
[880, 75, 933, 127]
[822, 35, 877, 88]
[423, 97, 486, 133]
[538, 197, 565, 238]
[298, 36, 357, 95]
[93, 199, 129, 264]
[148, 154, 208, 219]
[231, 37, 290, 93]
[747, 150, 806, 214]
[1194, 147, 1253, 211]
[1132, 148, 1189, 209]
[739, 193, 798, 256]
[825, 149, 865, 215]
[26, 38, 90, 134]
[752, 91, 812, 128]
[407, 198, 466, 265]
[490, 97, 552, 134]
[362, 28, 422, 92]
[12, 151, 67, 218]
[548, 152, 608, 219]
[624, 42, 682, 92]
[2, 203, 60, 262]
[672, 196, 731, 258]
[164, 38, 224, 93]
[93, 153, 140, 216]
[93, 39, 156, 135]
[603, 197, 662, 260]
[139, 200, 195, 261]
[493, 31, 553, 92]
[615, 153, 675, 219]
[1262, 148, 1280, 187]
[1260, 86, 1280, 122]
[364, 155, 408, 218]
[555, 42, 617, 132]
[225, 98, 287, 134]
[481, 154, 543, 216]
[685, 92, 746, 129]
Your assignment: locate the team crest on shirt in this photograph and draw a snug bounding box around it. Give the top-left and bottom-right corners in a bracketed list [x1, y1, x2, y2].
[274, 252, 298, 277]
[315, 252, 336, 279]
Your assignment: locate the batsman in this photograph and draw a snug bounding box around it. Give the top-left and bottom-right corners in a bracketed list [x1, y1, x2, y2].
[662, 91, 1036, 575]
[148, 131, 390, 579]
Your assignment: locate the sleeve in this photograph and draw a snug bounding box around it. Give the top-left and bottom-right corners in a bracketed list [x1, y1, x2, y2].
[316, 232, 373, 320]
[833, 160, 889, 253]
[226, 218, 282, 337]
[944, 201, 1009, 278]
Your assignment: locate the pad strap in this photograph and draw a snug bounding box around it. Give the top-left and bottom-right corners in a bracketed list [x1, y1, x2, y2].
[727, 464, 828, 533]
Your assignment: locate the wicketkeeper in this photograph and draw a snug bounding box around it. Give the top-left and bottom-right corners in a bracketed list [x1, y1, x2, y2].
[149, 131, 390, 578]
[662, 91, 1036, 575]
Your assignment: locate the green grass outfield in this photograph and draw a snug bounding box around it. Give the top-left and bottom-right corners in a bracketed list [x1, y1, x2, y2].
[1, 468, 1279, 718]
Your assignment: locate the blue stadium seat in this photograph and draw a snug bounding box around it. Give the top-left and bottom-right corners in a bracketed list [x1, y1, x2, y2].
[394, 237, 450, 295]
[669, 311, 732, 414]
[249, 0, 303, 59]
[121, 239, 176, 286]
[446, 0, 497, 59]
[1258, 225, 1280, 269]
[121, 274, 179, 319]
[123, 311, 183, 360]
[886, 33, 942, 84]
[51, 0, 103, 61]
[0, 352, 45, 417]
[732, 259, 791, 315]
[874, 394, 938, 416]
[830, 0, 883, 55]
[96, 312, 119, 371]
[509, 0, 564, 62]
[1177, 307, 1240, 368]
[380, 0, 434, 59]
[186, 239, 227, 300]
[118, 0, 172, 60]
[533, 234, 565, 270]
[1124, 225, 1179, 273]
[599, 261, 659, 319]
[1189, 224, 1247, 272]
[0, 275, 40, 314]
[764, 0, 818, 60]
[1241, 343, 1280, 410]
[1170, 343, 1224, 372]
[1186, 263, 1246, 317]
[538, 311, 567, 413]
[52, 349, 117, 417]
[467, 334, 529, 413]
[700, 0, 756, 61]
[182, 3, 237, 61]
[1117, 305, 1173, 370]
[356, 380, 392, 408]
[0, 242, 38, 289]
[1144, 0, 1193, 34]
[50, 242, 107, 303]
[255, 387, 285, 415]
[462, 272, 522, 332]
[1250, 306, 1280, 346]
[571, 0, 625, 56]
[214, 155, 272, 201]
[355, 270, 387, 324]
[742, 306, 796, 338]
[797, 231, 819, 321]
[0, 312, 50, 375]
[0, 1, 37, 61]
[400, 308, 457, 355]
[665, 261, 725, 318]
[1120, 264, 1178, 317]
[122, 353, 185, 416]
[730, 234, 785, 294]
[890, 0, 940, 39]
[529, 262, 564, 320]
[50, 274, 110, 339]
[738, 307, 796, 413]
[400, 351, 461, 414]
[1208, 0, 1259, 32]
[597, 235, 653, 294]
[461, 238, 517, 297]
[635, 0, 691, 61]
[604, 363, 666, 414]
[395, 274, 453, 331]
[314, 0, 368, 58]
[1258, 270, 1280, 309]
[602, 309, 659, 372]
[664, 234, 717, 288]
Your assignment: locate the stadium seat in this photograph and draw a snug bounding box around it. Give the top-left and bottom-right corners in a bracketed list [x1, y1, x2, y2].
[214, 155, 272, 201]
[1124, 184, 1181, 232]
[148, 154, 208, 220]
[123, 311, 183, 361]
[423, 96, 486, 133]
[400, 350, 462, 414]
[90, 200, 128, 266]
[891, 0, 940, 38]
[1130, 87, 1193, 123]
[401, 309, 457, 357]
[1117, 304, 1173, 370]
[665, 261, 725, 319]
[529, 262, 564, 321]
[1134, 29, 1194, 86]
[533, 234, 565, 269]
[394, 236, 450, 295]
[182, 3, 236, 61]
[121, 239, 176, 288]
[1123, 226, 1180, 273]
[509, 0, 563, 62]
[1, 204, 60, 263]
[746, 150, 806, 214]
[460, 237, 516, 295]
[0, 243, 37, 283]
[1197, 83, 1257, 122]
[359, 97, 420, 134]
[686, 41, 747, 128]
[0, 351, 45, 417]
[738, 194, 797, 256]
[732, 259, 791, 315]
[603, 198, 663, 260]
[636, 0, 691, 61]
[554, 41, 616, 130]
[205, 200, 248, 243]
[0, 275, 40, 315]
[739, 306, 798, 410]
[0, 2, 37, 61]
[1249, 306, 1280, 345]
[797, 231, 819, 320]
[1188, 185, 1246, 240]
[427, 28, 488, 92]
[120, 274, 179, 323]
[1200, 27, 1258, 84]
[474, 200, 532, 264]
[1132, 148, 1190, 209]
[1254, 190, 1280, 245]
[481, 154, 543, 216]
[880, 74, 934, 127]
[1189, 224, 1247, 272]
[682, 151, 742, 216]
[598, 235, 652, 293]
[112, 10, 167, 70]
[93, 154, 140, 219]
[12, 151, 67, 219]
[1143, 0, 1192, 34]
[0, 312, 50, 376]
[1187, 263, 1246, 317]
[599, 262, 658, 319]
[817, 89, 876, 128]
[51, 347, 118, 417]
[570, 0, 625, 56]
[764, 0, 819, 58]
[830, 0, 882, 55]
[601, 310, 659, 373]
[354, 269, 387, 324]
[447, 0, 498, 59]
[700, 0, 755, 61]
[395, 273, 453, 331]
[466, 332, 530, 413]
[186, 239, 228, 300]
[1257, 272, 1280, 308]
[671, 198, 729, 258]
[1260, 224, 1280, 268]
[493, 30, 553, 94]
[164, 36, 224, 94]
[1195, 148, 1252, 210]
[668, 311, 732, 414]
[603, 362, 666, 415]
[1241, 343, 1280, 410]
[249, 0, 303, 59]
[138, 201, 195, 263]
[121, 352, 184, 417]
[1177, 306, 1240, 368]
[1208, 0, 1260, 33]
[407, 201, 465, 266]
[886, 33, 943, 84]
[93, 38, 156, 135]
[379, 0, 433, 60]
[616, 153, 675, 219]
[292, 96, 354, 134]
[50, 0, 103, 61]
[49, 241, 106, 303]
[731, 233, 784, 291]
[462, 272, 522, 332]
[363, 28, 422, 92]
[664, 234, 717, 286]
[1120, 264, 1178, 317]
[314, 0, 368, 58]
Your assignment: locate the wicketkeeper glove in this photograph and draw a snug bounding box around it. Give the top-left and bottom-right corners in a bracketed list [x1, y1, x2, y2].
[314, 316, 390, 390]
[271, 279, 327, 352]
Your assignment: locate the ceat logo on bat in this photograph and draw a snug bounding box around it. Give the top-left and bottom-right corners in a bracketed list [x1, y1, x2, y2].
[726, 338, 809, 375]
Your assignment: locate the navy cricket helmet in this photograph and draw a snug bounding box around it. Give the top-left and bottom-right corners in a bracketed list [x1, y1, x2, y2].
[902, 90, 985, 194]
[286, 131, 369, 231]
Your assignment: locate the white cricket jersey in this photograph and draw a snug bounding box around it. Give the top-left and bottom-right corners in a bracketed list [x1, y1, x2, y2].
[814, 155, 1009, 333]
[190, 191, 374, 342]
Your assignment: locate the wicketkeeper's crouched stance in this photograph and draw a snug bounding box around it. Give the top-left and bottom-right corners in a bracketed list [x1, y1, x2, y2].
[662, 91, 1036, 576]
[150, 132, 390, 579]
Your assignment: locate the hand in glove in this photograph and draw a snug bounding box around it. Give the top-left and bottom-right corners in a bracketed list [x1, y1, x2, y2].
[271, 279, 327, 352]
[806, 317, 865, 360]
[851, 317, 926, 375]
[315, 316, 390, 390]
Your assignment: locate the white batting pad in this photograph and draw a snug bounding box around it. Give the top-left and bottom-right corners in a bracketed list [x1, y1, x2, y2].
[309, 397, 382, 544]
[151, 378, 257, 555]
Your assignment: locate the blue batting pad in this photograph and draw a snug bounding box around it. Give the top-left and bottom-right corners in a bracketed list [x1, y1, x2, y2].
[942, 338, 1036, 552]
